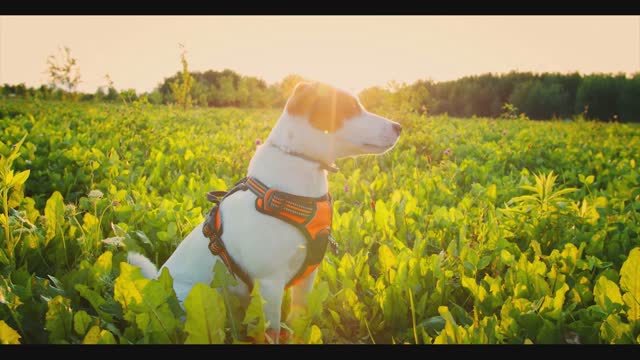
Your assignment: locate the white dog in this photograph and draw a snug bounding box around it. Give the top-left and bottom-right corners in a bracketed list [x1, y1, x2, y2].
[128, 81, 402, 343]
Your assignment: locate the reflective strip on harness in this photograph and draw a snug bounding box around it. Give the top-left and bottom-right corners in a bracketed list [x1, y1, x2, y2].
[202, 176, 334, 291]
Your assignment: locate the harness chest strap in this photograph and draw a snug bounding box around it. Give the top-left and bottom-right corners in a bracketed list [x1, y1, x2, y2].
[202, 177, 336, 291]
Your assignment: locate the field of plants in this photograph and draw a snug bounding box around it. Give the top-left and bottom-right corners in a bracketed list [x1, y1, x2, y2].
[0, 98, 639, 344]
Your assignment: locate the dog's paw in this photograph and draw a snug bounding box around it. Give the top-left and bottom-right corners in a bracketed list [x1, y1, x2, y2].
[265, 328, 291, 344]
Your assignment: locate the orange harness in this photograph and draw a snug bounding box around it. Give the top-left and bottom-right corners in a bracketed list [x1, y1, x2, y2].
[202, 176, 336, 291]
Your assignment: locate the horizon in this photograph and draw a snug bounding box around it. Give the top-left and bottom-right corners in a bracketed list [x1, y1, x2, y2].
[1, 16, 639, 94]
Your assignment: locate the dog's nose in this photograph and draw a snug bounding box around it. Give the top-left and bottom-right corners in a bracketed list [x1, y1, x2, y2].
[392, 123, 402, 135]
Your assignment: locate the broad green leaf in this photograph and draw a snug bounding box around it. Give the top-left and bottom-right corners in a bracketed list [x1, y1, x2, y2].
[82, 326, 117, 344]
[156, 231, 170, 242]
[623, 293, 639, 323]
[0, 320, 21, 344]
[9, 170, 29, 188]
[500, 249, 515, 265]
[82, 213, 100, 240]
[114, 263, 179, 343]
[243, 281, 266, 344]
[290, 282, 329, 342]
[419, 316, 445, 337]
[114, 262, 147, 310]
[75, 284, 112, 322]
[434, 306, 460, 344]
[167, 222, 177, 238]
[2, 170, 13, 188]
[110, 222, 126, 237]
[45, 295, 73, 344]
[44, 191, 65, 244]
[157, 267, 174, 294]
[477, 256, 492, 270]
[210, 260, 238, 288]
[307, 280, 329, 318]
[91, 251, 113, 290]
[0, 279, 23, 311]
[404, 195, 417, 215]
[600, 314, 633, 344]
[594, 276, 623, 313]
[73, 310, 93, 336]
[486, 184, 497, 203]
[539, 283, 569, 321]
[374, 200, 391, 233]
[535, 319, 559, 344]
[307, 325, 322, 344]
[378, 244, 397, 274]
[134, 303, 179, 344]
[82, 325, 102, 344]
[4, 134, 27, 165]
[97, 330, 117, 344]
[95, 251, 113, 274]
[183, 283, 226, 344]
[115, 262, 174, 311]
[462, 276, 486, 302]
[620, 247, 640, 322]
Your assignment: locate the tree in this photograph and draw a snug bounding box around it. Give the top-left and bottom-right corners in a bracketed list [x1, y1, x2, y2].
[274, 74, 308, 107]
[510, 80, 570, 119]
[575, 74, 622, 121]
[102, 74, 119, 102]
[359, 86, 393, 113]
[169, 45, 193, 111]
[46, 46, 81, 100]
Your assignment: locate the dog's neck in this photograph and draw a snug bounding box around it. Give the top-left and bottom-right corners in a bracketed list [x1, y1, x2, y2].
[266, 142, 338, 173]
[247, 143, 329, 198]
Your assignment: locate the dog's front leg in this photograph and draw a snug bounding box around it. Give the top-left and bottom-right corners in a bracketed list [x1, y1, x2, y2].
[258, 278, 286, 344]
[288, 268, 318, 322]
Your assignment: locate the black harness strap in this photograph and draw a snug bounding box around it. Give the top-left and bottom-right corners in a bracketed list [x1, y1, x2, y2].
[203, 178, 253, 288]
[202, 176, 337, 291]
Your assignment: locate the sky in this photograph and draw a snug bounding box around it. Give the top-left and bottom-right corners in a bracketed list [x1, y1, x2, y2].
[1, 16, 639, 94]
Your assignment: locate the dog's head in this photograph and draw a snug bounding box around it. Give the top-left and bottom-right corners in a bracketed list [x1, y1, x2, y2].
[268, 82, 402, 164]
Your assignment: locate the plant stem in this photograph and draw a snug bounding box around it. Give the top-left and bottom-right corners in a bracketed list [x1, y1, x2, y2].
[59, 222, 69, 270]
[2, 188, 13, 264]
[408, 288, 419, 344]
[8, 306, 26, 342]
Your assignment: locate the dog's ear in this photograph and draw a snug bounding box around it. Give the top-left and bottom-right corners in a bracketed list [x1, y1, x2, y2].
[286, 82, 317, 116]
[287, 83, 360, 133]
[309, 84, 362, 133]
[291, 82, 314, 96]
[307, 89, 341, 133]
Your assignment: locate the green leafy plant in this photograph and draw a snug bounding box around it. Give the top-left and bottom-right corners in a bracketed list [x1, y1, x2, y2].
[1, 99, 639, 344]
[169, 45, 193, 111]
[0, 134, 29, 265]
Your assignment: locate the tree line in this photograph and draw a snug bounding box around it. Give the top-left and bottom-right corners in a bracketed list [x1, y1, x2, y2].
[2, 66, 638, 122]
[360, 72, 640, 122]
[0, 71, 304, 112]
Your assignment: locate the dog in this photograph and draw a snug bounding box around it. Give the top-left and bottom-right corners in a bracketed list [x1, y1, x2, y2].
[127, 81, 402, 343]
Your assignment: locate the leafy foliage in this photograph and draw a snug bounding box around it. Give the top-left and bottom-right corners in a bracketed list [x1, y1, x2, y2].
[46, 46, 81, 99]
[169, 47, 193, 111]
[183, 283, 226, 344]
[0, 99, 639, 343]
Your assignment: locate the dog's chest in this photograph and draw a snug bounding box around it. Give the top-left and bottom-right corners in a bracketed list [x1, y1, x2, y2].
[218, 190, 308, 281]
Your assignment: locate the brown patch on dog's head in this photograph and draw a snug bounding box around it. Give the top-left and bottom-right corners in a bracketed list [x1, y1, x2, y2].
[286, 82, 362, 133]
